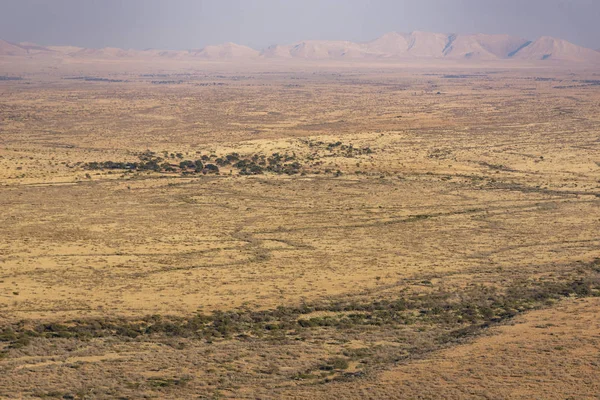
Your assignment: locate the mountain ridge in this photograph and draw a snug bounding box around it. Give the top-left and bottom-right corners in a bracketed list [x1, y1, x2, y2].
[259, 32, 599, 62]
[1, 32, 599, 63]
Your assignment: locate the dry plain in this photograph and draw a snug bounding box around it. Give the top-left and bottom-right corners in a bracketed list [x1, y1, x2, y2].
[0, 61, 599, 399]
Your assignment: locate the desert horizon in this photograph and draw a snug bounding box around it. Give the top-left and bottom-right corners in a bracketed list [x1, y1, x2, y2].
[2, 30, 600, 65]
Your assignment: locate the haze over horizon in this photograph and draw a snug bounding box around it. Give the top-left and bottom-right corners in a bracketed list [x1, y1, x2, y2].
[1, 0, 599, 51]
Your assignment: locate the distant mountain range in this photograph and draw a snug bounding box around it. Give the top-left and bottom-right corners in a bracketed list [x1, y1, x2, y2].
[1, 32, 599, 63]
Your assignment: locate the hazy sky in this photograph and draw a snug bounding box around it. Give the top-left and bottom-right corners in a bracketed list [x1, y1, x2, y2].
[1, 0, 599, 50]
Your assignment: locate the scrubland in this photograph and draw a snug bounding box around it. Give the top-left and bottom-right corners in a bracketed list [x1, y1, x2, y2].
[0, 64, 599, 399]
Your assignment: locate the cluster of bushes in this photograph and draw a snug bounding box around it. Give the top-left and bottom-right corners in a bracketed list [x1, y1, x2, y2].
[82, 150, 301, 176]
[233, 152, 303, 176]
[306, 140, 373, 158]
[80, 145, 373, 177]
[81, 151, 220, 175]
[188, 151, 304, 176]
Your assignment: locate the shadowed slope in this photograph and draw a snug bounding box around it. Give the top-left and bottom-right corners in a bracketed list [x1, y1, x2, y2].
[511, 36, 600, 62]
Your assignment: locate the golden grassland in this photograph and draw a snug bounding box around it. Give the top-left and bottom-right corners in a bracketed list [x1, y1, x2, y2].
[0, 64, 599, 399]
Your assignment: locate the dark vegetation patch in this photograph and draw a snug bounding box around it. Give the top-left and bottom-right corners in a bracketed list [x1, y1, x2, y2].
[554, 85, 586, 89]
[80, 141, 374, 177]
[233, 152, 303, 176]
[442, 75, 484, 79]
[579, 80, 600, 86]
[80, 150, 220, 175]
[309, 140, 373, 156]
[147, 376, 192, 388]
[1, 259, 598, 356]
[478, 161, 516, 172]
[64, 77, 126, 83]
[428, 148, 453, 159]
[151, 80, 184, 85]
[0, 76, 23, 81]
[194, 82, 227, 87]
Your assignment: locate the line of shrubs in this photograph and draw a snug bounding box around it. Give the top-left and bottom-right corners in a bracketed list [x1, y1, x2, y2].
[79, 141, 378, 177]
[1, 259, 598, 352]
[81, 151, 220, 175]
[80, 150, 307, 176]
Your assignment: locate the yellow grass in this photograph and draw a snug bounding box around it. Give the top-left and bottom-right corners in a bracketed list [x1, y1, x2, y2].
[0, 62, 599, 398]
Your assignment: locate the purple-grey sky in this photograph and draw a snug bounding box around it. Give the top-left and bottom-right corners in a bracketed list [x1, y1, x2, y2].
[1, 0, 599, 50]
